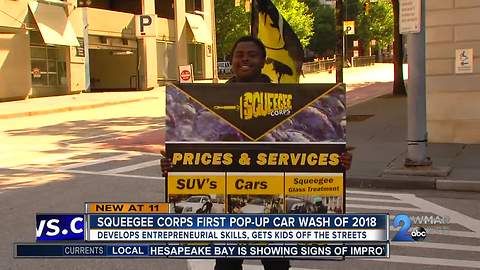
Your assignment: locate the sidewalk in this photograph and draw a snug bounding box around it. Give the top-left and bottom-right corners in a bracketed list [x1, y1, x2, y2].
[1, 82, 479, 192]
[347, 83, 480, 192]
[0, 88, 162, 119]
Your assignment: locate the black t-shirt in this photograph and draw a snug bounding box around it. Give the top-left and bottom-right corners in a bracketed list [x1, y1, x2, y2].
[226, 74, 272, 83]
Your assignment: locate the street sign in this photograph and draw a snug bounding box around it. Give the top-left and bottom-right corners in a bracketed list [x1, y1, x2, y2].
[135, 14, 157, 37]
[400, 0, 421, 34]
[455, 48, 473, 74]
[178, 64, 194, 83]
[343, 21, 355, 35]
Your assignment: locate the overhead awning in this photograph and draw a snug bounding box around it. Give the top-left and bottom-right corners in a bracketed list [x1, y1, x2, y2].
[28, 1, 79, 46]
[185, 13, 212, 44]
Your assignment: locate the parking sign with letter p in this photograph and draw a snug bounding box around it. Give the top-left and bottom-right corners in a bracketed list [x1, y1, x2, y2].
[135, 14, 157, 37]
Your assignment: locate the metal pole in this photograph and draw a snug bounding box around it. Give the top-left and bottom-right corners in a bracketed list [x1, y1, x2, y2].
[210, 0, 218, 83]
[335, 0, 344, 83]
[405, 0, 431, 166]
[343, 32, 346, 68]
[344, 0, 347, 67]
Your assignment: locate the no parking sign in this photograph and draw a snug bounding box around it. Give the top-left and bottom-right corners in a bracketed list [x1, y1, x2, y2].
[178, 65, 194, 83]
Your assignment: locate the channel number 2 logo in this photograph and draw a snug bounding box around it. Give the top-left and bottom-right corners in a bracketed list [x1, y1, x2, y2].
[392, 214, 427, 241]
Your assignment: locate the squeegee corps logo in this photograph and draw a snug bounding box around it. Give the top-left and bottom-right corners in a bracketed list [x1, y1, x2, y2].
[214, 91, 293, 120]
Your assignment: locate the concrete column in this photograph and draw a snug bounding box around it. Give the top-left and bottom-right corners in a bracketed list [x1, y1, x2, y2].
[139, 0, 158, 90]
[203, 0, 215, 80]
[209, 0, 218, 83]
[335, 0, 344, 83]
[174, 0, 188, 67]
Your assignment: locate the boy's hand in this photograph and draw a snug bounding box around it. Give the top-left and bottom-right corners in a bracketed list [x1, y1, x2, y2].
[160, 150, 172, 177]
[341, 146, 354, 171]
[340, 152, 352, 170]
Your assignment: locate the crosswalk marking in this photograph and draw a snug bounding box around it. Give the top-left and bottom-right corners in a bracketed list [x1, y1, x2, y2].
[391, 241, 480, 252]
[57, 153, 135, 170]
[389, 226, 478, 238]
[393, 193, 480, 233]
[0, 166, 164, 181]
[22, 152, 79, 166]
[187, 259, 323, 270]
[364, 255, 480, 268]
[100, 159, 161, 174]
[3, 148, 479, 270]
[347, 203, 429, 212]
[346, 197, 403, 203]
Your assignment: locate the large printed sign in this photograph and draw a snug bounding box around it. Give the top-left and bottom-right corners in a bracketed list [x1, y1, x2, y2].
[166, 83, 346, 215]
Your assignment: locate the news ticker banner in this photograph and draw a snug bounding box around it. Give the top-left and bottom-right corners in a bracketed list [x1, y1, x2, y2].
[15, 243, 389, 258]
[36, 212, 389, 242]
[166, 83, 346, 214]
[86, 214, 387, 242]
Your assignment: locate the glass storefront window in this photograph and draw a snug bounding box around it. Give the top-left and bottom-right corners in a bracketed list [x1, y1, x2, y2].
[29, 31, 67, 89]
[31, 47, 46, 59]
[48, 47, 57, 59]
[186, 0, 202, 13]
[157, 42, 177, 80]
[187, 43, 204, 79]
[48, 61, 57, 72]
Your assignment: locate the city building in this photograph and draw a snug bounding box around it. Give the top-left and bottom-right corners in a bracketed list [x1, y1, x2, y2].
[0, 0, 216, 100]
[426, 0, 480, 143]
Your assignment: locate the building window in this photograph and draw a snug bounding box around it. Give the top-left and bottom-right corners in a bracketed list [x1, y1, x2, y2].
[157, 41, 177, 80]
[156, 0, 174, 19]
[30, 31, 67, 88]
[78, 0, 142, 15]
[186, 0, 202, 13]
[187, 43, 204, 79]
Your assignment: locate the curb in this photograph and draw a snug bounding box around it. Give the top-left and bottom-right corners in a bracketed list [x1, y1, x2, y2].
[348, 176, 436, 190]
[436, 179, 480, 192]
[348, 175, 480, 192]
[0, 97, 158, 119]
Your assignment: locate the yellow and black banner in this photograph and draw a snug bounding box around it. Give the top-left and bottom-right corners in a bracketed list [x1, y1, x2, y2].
[166, 83, 346, 214]
[251, 0, 304, 83]
[168, 143, 344, 172]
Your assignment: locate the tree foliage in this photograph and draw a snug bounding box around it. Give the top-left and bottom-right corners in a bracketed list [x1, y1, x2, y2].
[357, 0, 394, 50]
[214, 0, 250, 60]
[215, 0, 314, 59]
[271, 0, 314, 48]
[303, 1, 336, 56]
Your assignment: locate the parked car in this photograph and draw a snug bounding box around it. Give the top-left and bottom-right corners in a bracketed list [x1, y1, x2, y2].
[240, 198, 266, 213]
[286, 197, 316, 214]
[218, 61, 232, 74]
[175, 195, 211, 214]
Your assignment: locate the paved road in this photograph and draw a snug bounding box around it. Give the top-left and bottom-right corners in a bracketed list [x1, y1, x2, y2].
[1, 94, 479, 270]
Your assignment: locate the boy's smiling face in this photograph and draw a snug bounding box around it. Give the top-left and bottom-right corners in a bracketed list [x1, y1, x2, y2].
[231, 41, 266, 81]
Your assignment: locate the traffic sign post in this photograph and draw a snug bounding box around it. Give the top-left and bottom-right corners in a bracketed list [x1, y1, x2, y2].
[400, 0, 421, 34]
[405, 0, 430, 166]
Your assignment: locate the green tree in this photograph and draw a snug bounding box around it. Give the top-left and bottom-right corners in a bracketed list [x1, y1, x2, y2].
[392, 0, 406, 96]
[303, 1, 336, 56]
[215, 0, 314, 60]
[272, 0, 314, 48]
[215, 0, 250, 60]
[357, 0, 394, 52]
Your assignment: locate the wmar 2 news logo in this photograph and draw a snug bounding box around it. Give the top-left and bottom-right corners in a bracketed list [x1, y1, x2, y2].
[392, 214, 449, 241]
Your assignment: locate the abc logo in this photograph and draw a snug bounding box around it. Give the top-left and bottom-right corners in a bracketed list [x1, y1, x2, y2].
[411, 227, 427, 241]
[393, 215, 427, 241]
